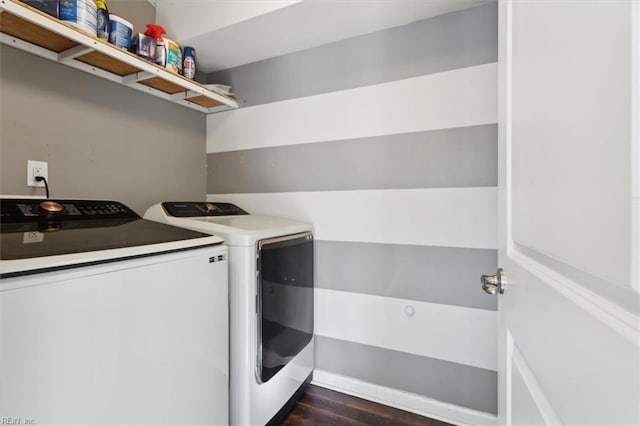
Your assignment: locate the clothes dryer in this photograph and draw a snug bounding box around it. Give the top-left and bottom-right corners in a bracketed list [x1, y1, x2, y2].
[145, 201, 314, 426]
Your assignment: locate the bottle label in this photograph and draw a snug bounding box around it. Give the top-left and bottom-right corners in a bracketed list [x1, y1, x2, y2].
[96, 9, 108, 39]
[184, 57, 195, 79]
[166, 48, 180, 73]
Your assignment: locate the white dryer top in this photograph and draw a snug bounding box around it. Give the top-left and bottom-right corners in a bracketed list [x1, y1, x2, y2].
[144, 203, 312, 247]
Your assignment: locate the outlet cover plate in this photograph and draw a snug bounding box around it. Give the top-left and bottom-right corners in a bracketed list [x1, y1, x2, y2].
[27, 160, 48, 187]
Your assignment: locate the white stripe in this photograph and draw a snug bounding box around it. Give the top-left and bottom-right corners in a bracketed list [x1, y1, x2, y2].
[312, 370, 498, 426]
[208, 187, 497, 249]
[207, 63, 498, 153]
[314, 288, 497, 371]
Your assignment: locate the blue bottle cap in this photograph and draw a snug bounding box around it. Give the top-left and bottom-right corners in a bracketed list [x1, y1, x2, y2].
[183, 46, 196, 58]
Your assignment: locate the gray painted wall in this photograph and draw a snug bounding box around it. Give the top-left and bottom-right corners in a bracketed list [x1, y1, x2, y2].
[108, 0, 156, 35]
[0, 2, 206, 214]
[207, 3, 499, 415]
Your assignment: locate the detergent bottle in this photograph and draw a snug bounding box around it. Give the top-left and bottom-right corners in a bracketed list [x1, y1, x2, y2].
[94, 0, 109, 40]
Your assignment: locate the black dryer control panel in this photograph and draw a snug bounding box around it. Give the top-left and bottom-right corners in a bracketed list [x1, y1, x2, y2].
[162, 202, 249, 217]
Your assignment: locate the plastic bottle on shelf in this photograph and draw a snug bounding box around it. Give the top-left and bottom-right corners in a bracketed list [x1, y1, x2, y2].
[183, 47, 196, 80]
[108, 14, 133, 50]
[94, 0, 109, 40]
[164, 38, 181, 74]
[59, 0, 97, 35]
[145, 24, 166, 66]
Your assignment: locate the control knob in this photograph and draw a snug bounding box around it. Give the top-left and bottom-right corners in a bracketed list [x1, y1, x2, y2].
[39, 200, 64, 214]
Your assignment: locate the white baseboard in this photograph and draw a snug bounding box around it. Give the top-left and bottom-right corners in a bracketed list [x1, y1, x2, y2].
[311, 369, 498, 426]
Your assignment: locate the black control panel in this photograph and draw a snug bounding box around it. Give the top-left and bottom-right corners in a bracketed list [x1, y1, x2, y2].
[0, 199, 139, 223]
[0, 199, 220, 266]
[162, 202, 249, 217]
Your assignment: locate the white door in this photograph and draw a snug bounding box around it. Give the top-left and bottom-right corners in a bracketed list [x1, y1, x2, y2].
[495, 1, 640, 425]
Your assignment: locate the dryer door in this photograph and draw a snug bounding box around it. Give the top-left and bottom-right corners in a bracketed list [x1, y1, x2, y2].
[256, 232, 313, 383]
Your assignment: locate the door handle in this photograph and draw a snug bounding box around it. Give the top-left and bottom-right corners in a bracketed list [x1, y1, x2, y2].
[481, 268, 506, 295]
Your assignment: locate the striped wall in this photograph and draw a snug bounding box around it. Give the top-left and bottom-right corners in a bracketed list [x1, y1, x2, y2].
[206, 3, 498, 422]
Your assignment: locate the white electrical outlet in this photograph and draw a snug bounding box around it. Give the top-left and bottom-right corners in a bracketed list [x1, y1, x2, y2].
[27, 160, 48, 187]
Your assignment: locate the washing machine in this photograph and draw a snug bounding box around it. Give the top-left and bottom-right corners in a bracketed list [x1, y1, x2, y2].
[145, 201, 314, 426]
[1, 197, 229, 425]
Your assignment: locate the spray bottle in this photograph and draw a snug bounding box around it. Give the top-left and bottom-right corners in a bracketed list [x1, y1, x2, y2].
[144, 24, 166, 67]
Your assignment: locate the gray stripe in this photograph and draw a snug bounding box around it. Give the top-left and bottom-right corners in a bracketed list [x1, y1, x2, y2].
[315, 336, 498, 415]
[316, 241, 497, 311]
[207, 3, 497, 107]
[207, 124, 497, 194]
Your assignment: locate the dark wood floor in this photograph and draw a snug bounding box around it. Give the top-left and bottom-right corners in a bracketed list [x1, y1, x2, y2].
[280, 385, 452, 426]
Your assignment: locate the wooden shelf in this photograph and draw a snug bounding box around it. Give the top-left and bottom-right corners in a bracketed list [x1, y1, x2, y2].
[0, 0, 238, 113]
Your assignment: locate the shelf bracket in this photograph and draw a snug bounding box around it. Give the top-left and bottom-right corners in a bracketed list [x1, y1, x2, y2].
[123, 71, 155, 86]
[170, 92, 189, 101]
[202, 104, 236, 114]
[58, 45, 95, 63]
[0, 32, 58, 61]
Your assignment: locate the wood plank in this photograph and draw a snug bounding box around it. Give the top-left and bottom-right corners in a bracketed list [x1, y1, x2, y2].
[0, 11, 77, 52]
[76, 50, 142, 76]
[307, 386, 446, 425]
[297, 396, 400, 426]
[280, 412, 306, 426]
[280, 385, 452, 426]
[283, 401, 361, 426]
[138, 76, 187, 95]
[185, 94, 225, 108]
